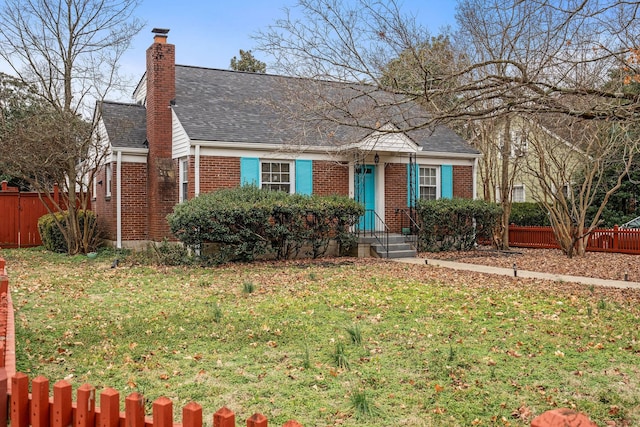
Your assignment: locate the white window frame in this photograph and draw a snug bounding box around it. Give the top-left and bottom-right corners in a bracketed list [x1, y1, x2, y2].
[261, 160, 294, 193]
[418, 166, 440, 200]
[92, 172, 97, 200]
[105, 163, 112, 198]
[496, 130, 529, 158]
[179, 158, 188, 202]
[512, 184, 525, 202]
[511, 130, 528, 157]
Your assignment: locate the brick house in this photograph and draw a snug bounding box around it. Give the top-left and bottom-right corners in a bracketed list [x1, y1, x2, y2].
[93, 29, 480, 250]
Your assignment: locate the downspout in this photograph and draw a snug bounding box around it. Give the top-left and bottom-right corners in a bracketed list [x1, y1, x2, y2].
[116, 150, 122, 249]
[473, 157, 478, 200]
[195, 144, 200, 196]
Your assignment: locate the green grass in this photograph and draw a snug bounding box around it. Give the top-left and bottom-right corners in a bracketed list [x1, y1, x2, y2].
[4, 247, 640, 426]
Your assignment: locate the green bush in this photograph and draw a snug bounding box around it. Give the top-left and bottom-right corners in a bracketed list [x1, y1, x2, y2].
[38, 210, 99, 253]
[509, 202, 550, 226]
[38, 211, 67, 252]
[167, 186, 363, 264]
[416, 198, 501, 252]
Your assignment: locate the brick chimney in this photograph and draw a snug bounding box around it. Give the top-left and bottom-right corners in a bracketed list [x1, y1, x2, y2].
[146, 28, 177, 241]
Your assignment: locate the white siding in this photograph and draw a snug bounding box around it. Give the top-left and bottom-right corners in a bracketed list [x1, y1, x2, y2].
[172, 110, 190, 158]
[133, 77, 147, 105]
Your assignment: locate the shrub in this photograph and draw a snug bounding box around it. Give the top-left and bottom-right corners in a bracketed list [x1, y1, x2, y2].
[38, 210, 100, 253]
[416, 198, 501, 251]
[509, 202, 550, 226]
[167, 186, 363, 264]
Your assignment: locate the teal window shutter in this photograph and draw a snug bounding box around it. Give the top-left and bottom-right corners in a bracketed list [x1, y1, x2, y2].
[407, 163, 419, 206]
[295, 159, 313, 195]
[240, 157, 260, 186]
[441, 165, 453, 199]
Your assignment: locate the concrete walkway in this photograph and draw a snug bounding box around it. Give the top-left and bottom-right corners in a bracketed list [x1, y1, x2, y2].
[395, 257, 640, 290]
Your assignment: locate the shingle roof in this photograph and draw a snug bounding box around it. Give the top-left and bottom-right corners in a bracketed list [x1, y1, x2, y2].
[100, 101, 147, 149]
[101, 66, 479, 156]
[172, 66, 479, 155]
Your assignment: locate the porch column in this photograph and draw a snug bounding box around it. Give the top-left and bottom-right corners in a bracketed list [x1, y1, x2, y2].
[116, 150, 122, 249]
[194, 144, 200, 197]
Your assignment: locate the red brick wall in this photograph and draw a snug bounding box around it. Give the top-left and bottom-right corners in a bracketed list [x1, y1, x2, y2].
[93, 163, 149, 242]
[313, 161, 349, 196]
[146, 38, 177, 240]
[197, 156, 241, 195]
[384, 163, 408, 234]
[121, 163, 149, 240]
[453, 165, 474, 199]
[92, 164, 115, 239]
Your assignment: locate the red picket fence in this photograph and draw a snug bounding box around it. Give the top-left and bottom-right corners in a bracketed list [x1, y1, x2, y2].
[0, 257, 597, 427]
[6, 373, 303, 427]
[508, 225, 640, 255]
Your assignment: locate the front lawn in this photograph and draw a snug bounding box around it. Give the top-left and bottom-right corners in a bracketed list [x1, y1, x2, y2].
[4, 248, 640, 426]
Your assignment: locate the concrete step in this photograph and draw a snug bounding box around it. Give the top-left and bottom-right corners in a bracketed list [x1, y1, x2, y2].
[371, 242, 417, 259]
[358, 233, 415, 245]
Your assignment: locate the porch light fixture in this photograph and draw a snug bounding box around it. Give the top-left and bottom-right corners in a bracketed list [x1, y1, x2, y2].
[374, 153, 379, 165]
[98, 180, 103, 186]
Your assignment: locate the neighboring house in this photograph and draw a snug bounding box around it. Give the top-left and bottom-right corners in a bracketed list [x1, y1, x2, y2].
[475, 116, 579, 204]
[93, 29, 481, 249]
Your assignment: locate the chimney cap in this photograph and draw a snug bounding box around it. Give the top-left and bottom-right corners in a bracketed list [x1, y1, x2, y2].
[152, 28, 170, 35]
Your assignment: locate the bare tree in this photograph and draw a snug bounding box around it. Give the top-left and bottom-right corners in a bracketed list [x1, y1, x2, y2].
[525, 118, 638, 257]
[454, 0, 640, 256]
[0, 0, 143, 254]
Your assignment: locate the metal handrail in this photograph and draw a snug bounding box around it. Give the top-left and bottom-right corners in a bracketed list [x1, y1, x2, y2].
[355, 209, 390, 258]
[396, 208, 421, 250]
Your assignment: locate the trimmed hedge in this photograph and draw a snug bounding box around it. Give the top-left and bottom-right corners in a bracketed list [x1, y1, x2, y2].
[167, 186, 364, 264]
[416, 198, 501, 251]
[509, 202, 550, 226]
[37, 210, 99, 253]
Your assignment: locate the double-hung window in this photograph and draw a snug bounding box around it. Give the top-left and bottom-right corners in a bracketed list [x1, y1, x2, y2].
[261, 161, 291, 193]
[180, 159, 188, 202]
[512, 184, 525, 202]
[105, 164, 112, 198]
[419, 166, 438, 200]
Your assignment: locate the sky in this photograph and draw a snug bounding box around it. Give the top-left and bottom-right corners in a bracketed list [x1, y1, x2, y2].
[120, 0, 458, 85]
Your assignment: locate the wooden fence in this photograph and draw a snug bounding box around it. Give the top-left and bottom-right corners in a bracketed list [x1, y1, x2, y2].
[508, 225, 640, 255]
[0, 257, 597, 427]
[0, 182, 92, 249]
[0, 182, 59, 248]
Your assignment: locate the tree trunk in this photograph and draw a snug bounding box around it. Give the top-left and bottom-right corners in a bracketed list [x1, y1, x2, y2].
[496, 119, 512, 251]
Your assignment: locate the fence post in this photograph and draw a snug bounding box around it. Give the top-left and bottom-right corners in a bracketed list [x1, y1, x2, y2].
[213, 407, 235, 427]
[152, 397, 173, 427]
[98, 388, 120, 427]
[52, 380, 73, 427]
[246, 413, 267, 427]
[125, 393, 145, 427]
[10, 373, 29, 427]
[282, 421, 303, 427]
[0, 368, 7, 427]
[0, 276, 7, 296]
[613, 225, 619, 250]
[31, 376, 50, 427]
[182, 402, 202, 427]
[76, 383, 96, 427]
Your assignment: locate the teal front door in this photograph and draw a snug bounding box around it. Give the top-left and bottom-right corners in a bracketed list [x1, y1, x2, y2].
[355, 165, 376, 230]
